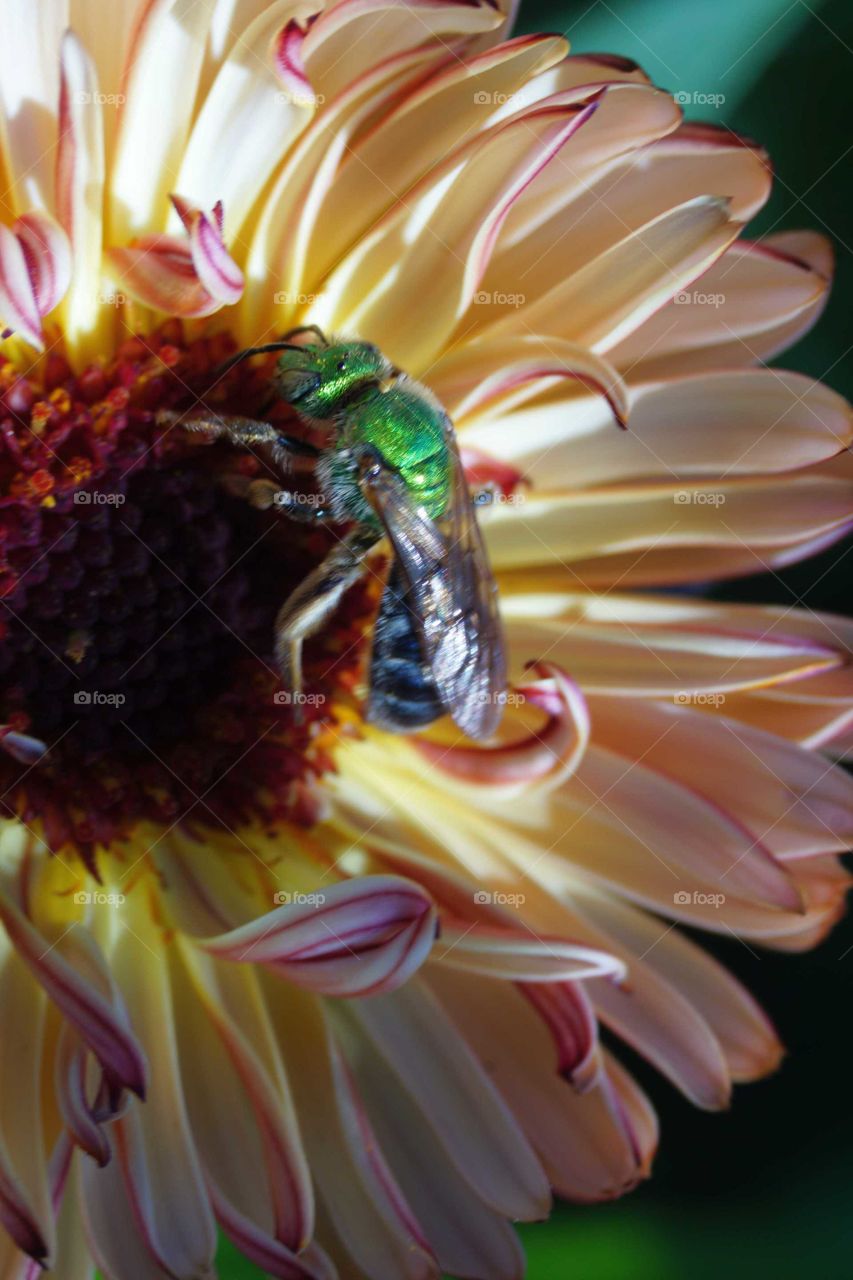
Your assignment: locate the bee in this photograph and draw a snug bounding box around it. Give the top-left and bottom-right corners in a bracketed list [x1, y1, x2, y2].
[169, 326, 506, 739]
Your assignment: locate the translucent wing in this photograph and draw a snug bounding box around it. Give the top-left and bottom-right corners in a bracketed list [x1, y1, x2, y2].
[360, 425, 506, 739]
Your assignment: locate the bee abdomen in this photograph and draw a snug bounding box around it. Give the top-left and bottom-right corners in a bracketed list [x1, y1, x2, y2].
[367, 564, 442, 731]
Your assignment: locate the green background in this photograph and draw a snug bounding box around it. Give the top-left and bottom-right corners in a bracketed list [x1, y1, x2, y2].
[218, 2, 853, 1277]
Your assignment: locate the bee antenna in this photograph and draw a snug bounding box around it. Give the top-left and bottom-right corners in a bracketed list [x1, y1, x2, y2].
[212, 342, 306, 380]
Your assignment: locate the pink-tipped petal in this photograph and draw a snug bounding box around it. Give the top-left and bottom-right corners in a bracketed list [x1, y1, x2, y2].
[202, 877, 438, 997]
[415, 664, 589, 791]
[433, 921, 625, 983]
[170, 194, 244, 304]
[0, 894, 147, 1099]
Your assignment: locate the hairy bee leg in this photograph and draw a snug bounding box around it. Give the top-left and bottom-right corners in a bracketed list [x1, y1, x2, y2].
[274, 528, 380, 712]
[156, 409, 318, 459]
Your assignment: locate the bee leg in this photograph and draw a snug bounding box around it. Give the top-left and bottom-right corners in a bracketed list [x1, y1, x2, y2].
[156, 410, 318, 460]
[274, 528, 380, 712]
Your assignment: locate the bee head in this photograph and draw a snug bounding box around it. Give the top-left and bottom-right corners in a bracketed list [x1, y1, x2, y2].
[273, 339, 390, 418]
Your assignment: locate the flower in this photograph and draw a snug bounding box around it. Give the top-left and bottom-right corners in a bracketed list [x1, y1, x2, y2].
[0, 2, 851, 1277]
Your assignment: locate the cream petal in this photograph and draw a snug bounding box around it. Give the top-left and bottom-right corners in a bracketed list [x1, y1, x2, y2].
[55, 1025, 112, 1169]
[201, 875, 437, 997]
[57, 31, 107, 362]
[482, 471, 853, 574]
[429, 333, 628, 428]
[313, 97, 600, 372]
[301, 34, 568, 288]
[476, 195, 738, 353]
[109, 0, 218, 240]
[104, 927, 217, 1279]
[499, 586, 843, 697]
[427, 968, 657, 1202]
[0, 0, 64, 214]
[343, 980, 551, 1220]
[268, 980, 437, 1280]
[432, 921, 626, 982]
[473, 368, 851, 493]
[342, 1019, 527, 1280]
[0, 949, 51, 1264]
[0, 895, 147, 1098]
[241, 43, 439, 338]
[209, 1186, 337, 1280]
[574, 887, 783, 1082]
[609, 234, 832, 377]
[173, 946, 314, 1254]
[302, 0, 502, 101]
[588, 696, 853, 860]
[487, 121, 768, 318]
[482, 81, 684, 270]
[171, 0, 322, 239]
[553, 741, 802, 911]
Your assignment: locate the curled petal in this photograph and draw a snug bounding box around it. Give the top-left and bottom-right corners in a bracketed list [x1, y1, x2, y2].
[170, 194, 244, 304]
[0, 894, 147, 1098]
[107, 196, 243, 318]
[55, 1025, 112, 1168]
[415, 663, 589, 792]
[211, 1184, 337, 1280]
[520, 981, 601, 1091]
[432, 921, 626, 983]
[0, 727, 48, 767]
[202, 876, 438, 997]
[0, 212, 71, 349]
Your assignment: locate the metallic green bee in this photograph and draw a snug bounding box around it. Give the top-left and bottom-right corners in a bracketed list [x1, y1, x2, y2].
[175, 326, 507, 739]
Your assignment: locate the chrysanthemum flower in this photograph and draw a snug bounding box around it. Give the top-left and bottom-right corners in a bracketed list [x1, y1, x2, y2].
[0, 2, 851, 1277]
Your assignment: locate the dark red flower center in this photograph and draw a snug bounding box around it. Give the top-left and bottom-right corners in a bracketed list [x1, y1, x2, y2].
[0, 326, 368, 867]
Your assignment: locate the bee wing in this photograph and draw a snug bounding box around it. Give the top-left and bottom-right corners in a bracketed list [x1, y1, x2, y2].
[440, 420, 507, 737]
[360, 429, 506, 739]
